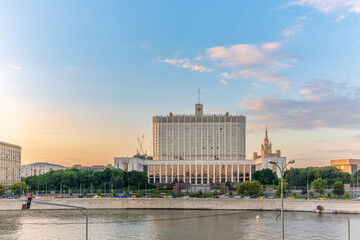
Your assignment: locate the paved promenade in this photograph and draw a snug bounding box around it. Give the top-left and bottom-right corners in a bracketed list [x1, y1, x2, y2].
[1, 198, 360, 213]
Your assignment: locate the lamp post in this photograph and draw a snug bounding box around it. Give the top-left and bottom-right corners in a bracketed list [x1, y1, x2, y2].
[269, 159, 295, 240]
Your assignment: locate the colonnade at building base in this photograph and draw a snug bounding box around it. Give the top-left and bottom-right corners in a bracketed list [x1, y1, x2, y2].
[145, 161, 256, 184]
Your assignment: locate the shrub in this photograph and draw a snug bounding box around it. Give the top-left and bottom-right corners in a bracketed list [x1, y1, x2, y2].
[214, 190, 218, 196]
[333, 181, 345, 196]
[319, 188, 324, 196]
[229, 191, 233, 196]
[344, 192, 350, 198]
[327, 191, 331, 198]
[309, 190, 314, 197]
[198, 190, 203, 196]
[291, 190, 297, 197]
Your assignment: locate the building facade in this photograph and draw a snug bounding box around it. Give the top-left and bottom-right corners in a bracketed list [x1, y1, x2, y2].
[331, 159, 360, 174]
[114, 157, 255, 184]
[0, 141, 21, 186]
[21, 162, 67, 178]
[153, 103, 246, 161]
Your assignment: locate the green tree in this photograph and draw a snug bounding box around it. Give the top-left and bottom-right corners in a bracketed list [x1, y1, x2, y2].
[11, 182, 29, 195]
[291, 190, 297, 197]
[214, 190, 218, 196]
[252, 169, 277, 185]
[97, 189, 102, 196]
[309, 190, 314, 197]
[333, 181, 345, 196]
[311, 178, 327, 192]
[327, 191, 331, 198]
[237, 181, 263, 196]
[277, 179, 289, 195]
[344, 192, 350, 198]
[198, 190, 203, 196]
[319, 188, 324, 196]
[112, 189, 116, 197]
[0, 184, 5, 196]
[141, 190, 145, 197]
[229, 191, 233, 196]
[83, 189, 87, 196]
[69, 189, 73, 196]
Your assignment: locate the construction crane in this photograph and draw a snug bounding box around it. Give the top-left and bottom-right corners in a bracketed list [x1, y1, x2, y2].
[136, 134, 147, 155]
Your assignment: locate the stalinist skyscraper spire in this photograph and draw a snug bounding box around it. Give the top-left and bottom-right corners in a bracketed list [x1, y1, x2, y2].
[253, 127, 282, 160]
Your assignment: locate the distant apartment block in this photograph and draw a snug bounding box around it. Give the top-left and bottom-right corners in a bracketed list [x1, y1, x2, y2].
[331, 159, 360, 174]
[21, 162, 67, 178]
[72, 164, 113, 172]
[0, 141, 21, 186]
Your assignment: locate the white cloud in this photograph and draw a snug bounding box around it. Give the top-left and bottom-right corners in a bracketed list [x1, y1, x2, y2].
[156, 58, 214, 73]
[283, 16, 307, 38]
[208, 43, 294, 90]
[219, 79, 228, 85]
[252, 83, 266, 89]
[290, 0, 360, 19]
[156, 42, 296, 90]
[7, 64, 22, 71]
[222, 69, 291, 90]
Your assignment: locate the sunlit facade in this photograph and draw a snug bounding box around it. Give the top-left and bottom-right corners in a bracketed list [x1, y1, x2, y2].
[21, 162, 67, 178]
[0, 141, 21, 186]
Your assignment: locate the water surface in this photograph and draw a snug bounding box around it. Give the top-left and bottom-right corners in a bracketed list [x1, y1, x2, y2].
[0, 209, 358, 239]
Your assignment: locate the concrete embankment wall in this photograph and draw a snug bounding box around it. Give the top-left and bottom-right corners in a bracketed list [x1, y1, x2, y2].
[1, 198, 359, 214]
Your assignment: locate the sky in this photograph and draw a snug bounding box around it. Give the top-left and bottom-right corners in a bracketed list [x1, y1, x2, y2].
[1, 0, 360, 168]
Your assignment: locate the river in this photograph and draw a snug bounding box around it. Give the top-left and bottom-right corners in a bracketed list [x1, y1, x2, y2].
[0, 209, 359, 239]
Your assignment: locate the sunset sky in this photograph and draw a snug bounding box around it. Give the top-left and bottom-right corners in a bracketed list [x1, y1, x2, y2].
[1, 1, 360, 168]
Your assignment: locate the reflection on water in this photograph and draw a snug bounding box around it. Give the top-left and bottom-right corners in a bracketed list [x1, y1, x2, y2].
[0, 209, 358, 240]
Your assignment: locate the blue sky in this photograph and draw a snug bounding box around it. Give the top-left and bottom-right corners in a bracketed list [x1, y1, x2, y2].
[1, 0, 360, 167]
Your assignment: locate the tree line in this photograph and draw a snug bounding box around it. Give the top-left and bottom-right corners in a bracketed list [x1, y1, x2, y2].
[253, 166, 352, 187]
[23, 167, 151, 192]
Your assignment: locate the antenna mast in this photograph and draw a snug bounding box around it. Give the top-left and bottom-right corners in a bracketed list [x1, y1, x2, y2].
[198, 88, 200, 104]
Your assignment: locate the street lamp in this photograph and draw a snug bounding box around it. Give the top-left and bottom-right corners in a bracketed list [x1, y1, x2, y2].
[269, 159, 295, 240]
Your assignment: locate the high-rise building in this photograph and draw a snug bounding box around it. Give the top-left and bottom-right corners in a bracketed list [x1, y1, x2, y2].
[253, 127, 281, 160]
[0, 141, 21, 186]
[153, 103, 246, 161]
[253, 128, 286, 177]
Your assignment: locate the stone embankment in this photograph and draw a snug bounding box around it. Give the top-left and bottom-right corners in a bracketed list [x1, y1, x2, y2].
[0, 198, 359, 214]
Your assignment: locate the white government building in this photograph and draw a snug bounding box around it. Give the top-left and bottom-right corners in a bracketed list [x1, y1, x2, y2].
[0, 141, 21, 186]
[115, 102, 286, 184]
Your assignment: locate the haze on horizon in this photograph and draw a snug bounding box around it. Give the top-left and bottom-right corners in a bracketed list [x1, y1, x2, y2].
[1, 1, 360, 168]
